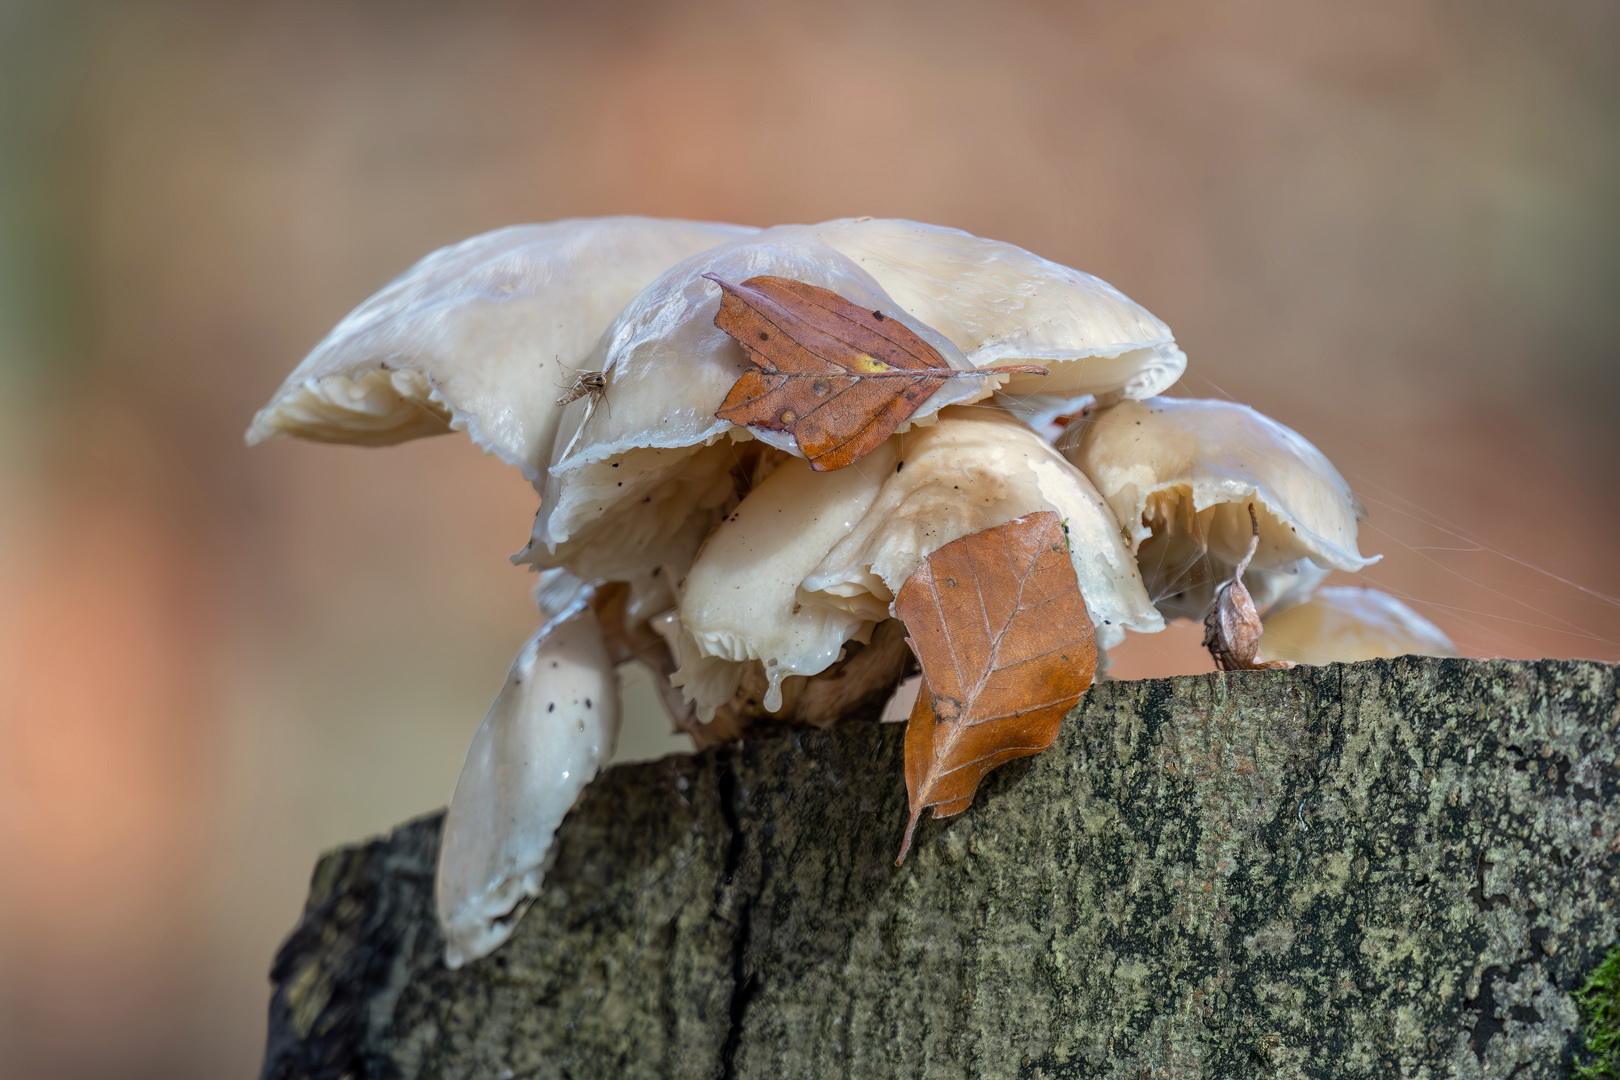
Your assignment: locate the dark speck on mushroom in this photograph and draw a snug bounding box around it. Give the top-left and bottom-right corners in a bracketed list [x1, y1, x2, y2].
[547, 702, 555, 713]
[585, 698, 593, 709]
[896, 460, 905, 473]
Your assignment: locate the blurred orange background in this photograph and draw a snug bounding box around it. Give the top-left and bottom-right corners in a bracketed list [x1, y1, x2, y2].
[1, 1, 1616, 1076]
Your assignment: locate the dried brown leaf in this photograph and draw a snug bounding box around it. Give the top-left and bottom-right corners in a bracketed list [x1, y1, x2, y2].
[705, 274, 1046, 471]
[893, 511, 1097, 863]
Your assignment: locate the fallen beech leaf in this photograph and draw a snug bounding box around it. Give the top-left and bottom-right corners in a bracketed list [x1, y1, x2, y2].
[1203, 504, 1295, 672]
[705, 273, 1047, 471]
[893, 511, 1097, 863]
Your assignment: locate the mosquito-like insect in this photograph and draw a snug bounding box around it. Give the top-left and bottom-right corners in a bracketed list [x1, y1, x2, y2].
[555, 368, 606, 407]
[552, 362, 611, 463]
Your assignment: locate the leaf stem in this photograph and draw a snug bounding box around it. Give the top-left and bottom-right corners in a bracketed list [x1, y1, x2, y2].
[896, 810, 922, 865]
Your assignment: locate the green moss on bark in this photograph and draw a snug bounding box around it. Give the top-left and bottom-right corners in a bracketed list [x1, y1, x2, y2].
[1576, 945, 1620, 1079]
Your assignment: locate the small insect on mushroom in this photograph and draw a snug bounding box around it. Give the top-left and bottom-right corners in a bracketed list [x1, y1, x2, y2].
[551, 364, 614, 464]
[555, 367, 607, 407]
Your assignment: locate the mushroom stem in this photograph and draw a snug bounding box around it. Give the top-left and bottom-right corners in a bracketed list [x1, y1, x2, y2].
[1233, 502, 1261, 581]
[435, 597, 621, 968]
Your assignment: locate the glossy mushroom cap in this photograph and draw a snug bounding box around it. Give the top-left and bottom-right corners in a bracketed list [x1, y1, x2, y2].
[675, 443, 899, 717]
[1259, 586, 1456, 666]
[1060, 396, 1377, 621]
[246, 217, 755, 479]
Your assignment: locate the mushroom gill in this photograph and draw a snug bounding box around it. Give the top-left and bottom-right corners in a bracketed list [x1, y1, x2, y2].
[1059, 396, 1377, 621]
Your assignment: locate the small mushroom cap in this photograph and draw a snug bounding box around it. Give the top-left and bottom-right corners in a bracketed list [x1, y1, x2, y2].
[677, 442, 899, 715]
[245, 217, 754, 479]
[435, 597, 620, 968]
[1060, 396, 1376, 621]
[802, 405, 1163, 655]
[535, 217, 1185, 568]
[1259, 585, 1457, 665]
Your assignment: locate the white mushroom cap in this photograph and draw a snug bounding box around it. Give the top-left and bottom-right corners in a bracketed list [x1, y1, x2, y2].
[816, 217, 1185, 401]
[1060, 397, 1377, 621]
[1259, 585, 1457, 666]
[533, 217, 1185, 573]
[435, 591, 620, 968]
[245, 217, 755, 479]
[675, 442, 899, 716]
[803, 405, 1163, 655]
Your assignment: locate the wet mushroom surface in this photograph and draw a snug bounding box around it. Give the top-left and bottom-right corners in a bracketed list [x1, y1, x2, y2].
[248, 215, 1454, 964]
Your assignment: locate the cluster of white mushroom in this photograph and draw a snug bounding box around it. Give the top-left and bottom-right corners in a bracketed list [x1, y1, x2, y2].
[248, 216, 1454, 966]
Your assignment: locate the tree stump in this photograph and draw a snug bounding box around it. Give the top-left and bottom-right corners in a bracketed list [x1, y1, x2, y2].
[262, 658, 1620, 1079]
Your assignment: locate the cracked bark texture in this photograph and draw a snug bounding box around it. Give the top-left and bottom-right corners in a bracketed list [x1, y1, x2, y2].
[261, 657, 1620, 1080]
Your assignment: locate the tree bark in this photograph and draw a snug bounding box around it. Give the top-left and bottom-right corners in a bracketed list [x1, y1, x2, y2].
[262, 658, 1620, 1080]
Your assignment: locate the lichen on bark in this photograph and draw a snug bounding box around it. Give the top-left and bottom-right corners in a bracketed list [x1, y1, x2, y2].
[262, 658, 1620, 1080]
